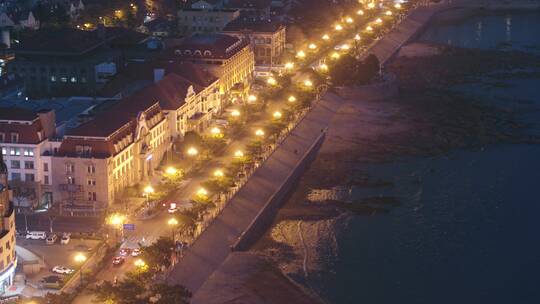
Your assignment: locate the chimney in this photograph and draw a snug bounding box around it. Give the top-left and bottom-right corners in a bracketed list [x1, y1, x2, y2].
[37, 109, 56, 139]
[154, 68, 165, 83]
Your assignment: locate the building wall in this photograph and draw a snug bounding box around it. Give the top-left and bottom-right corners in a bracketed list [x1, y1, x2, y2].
[177, 9, 240, 36]
[225, 26, 286, 65]
[0, 158, 18, 293]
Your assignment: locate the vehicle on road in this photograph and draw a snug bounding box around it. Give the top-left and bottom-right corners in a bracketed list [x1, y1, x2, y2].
[25, 231, 47, 240]
[40, 275, 63, 289]
[60, 233, 71, 245]
[119, 248, 131, 257]
[52, 266, 74, 275]
[131, 248, 141, 257]
[45, 234, 57, 245]
[112, 256, 125, 266]
[167, 202, 178, 214]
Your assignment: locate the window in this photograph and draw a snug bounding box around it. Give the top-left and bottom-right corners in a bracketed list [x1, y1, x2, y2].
[70, 77, 77, 83]
[50, 76, 56, 82]
[44, 175, 49, 185]
[87, 179, 96, 186]
[87, 192, 97, 201]
[10, 160, 20, 169]
[67, 176, 75, 184]
[10, 148, 20, 156]
[43, 163, 48, 172]
[24, 148, 34, 156]
[25, 174, 35, 182]
[66, 164, 74, 174]
[10, 133, 19, 143]
[0, 132, 4, 142]
[87, 165, 95, 174]
[11, 173, 20, 180]
[60, 77, 67, 83]
[24, 161, 34, 169]
[1, 147, 6, 155]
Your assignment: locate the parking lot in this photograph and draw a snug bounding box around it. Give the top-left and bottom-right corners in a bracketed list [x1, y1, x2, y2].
[17, 237, 101, 290]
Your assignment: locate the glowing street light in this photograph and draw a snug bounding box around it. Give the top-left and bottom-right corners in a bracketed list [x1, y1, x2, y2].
[367, 2, 376, 9]
[231, 109, 241, 117]
[296, 50, 306, 59]
[285, 62, 294, 70]
[213, 169, 224, 178]
[267, 77, 277, 86]
[197, 187, 208, 197]
[107, 213, 125, 242]
[340, 44, 350, 50]
[74, 253, 87, 286]
[134, 258, 146, 268]
[248, 94, 257, 103]
[354, 34, 361, 41]
[165, 166, 177, 175]
[168, 218, 178, 240]
[308, 43, 317, 50]
[395, 3, 402, 9]
[187, 147, 198, 156]
[304, 80, 313, 87]
[255, 129, 265, 137]
[211, 127, 222, 136]
[345, 17, 354, 24]
[357, 9, 364, 15]
[375, 18, 383, 24]
[335, 24, 343, 31]
[331, 52, 340, 59]
[273, 111, 282, 119]
[322, 34, 330, 41]
[319, 63, 329, 71]
[234, 150, 244, 158]
[366, 25, 373, 32]
[386, 10, 393, 16]
[144, 185, 154, 195]
[288, 95, 296, 103]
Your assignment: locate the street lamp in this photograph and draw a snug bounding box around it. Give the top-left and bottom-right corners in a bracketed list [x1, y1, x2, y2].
[247, 95, 257, 103]
[366, 25, 373, 32]
[345, 17, 353, 24]
[211, 127, 222, 137]
[357, 9, 364, 15]
[335, 24, 343, 31]
[296, 50, 306, 59]
[273, 111, 282, 119]
[304, 80, 313, 87]
[308, 43, 317, 50]
[107, 213, 126, 243]
[331, 52, 340, 59]
[214, 169, 224, 178]
[165, 166, 177, 175]
[285, 62, 294, 70]
[367, 2, 375, 9]
[395, 3, 402, 9]
[187, 147, 198, 157]
[375, 18, 383, 25]
[322, 34, 330, 41]
[168, 218, 178, 240]
[255, 129, 265, 137]
[385, 10, 393, 16]
[234, 150, 244, 158]
[74, 253, 87, 287]
[355, 34, 361, 41]
[340, 44, 350, 51]
[267, 77, 277, 86]
[319, 63, 329, 72]
[143, 185, 154, 207]
[288, 95, 296, 103]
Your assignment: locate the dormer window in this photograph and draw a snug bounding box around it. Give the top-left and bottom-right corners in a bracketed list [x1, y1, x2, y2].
[203, 50, 212, 56]
[184, 50, 192, 55]
[10, 132, 19, 143]
[194, 50, 202, 56]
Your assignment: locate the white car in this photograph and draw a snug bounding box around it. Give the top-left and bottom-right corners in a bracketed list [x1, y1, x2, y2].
[52, 266, 74, 275]
[60, 233, 71, 245]
[25, 231, 47, 240]
[45, 234, 57, 245]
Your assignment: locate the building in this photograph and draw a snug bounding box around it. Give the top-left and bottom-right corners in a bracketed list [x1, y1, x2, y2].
[0, 108, 59, 209]
[223, 16, 285, 66]
[170, 33, 254, 96]
[53, 92, 170, 216]
[8, 27, 147, 98]
[189, 0, 224, 10]
[177, 8, 240, 36]
[0, 147, 17, 294]
[224, 0, 272, 18]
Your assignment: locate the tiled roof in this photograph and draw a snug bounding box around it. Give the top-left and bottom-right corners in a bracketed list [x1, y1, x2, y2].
[223, 16, 284, 33]
[174, 33, 248, 59]
[0, 107, 44, 144]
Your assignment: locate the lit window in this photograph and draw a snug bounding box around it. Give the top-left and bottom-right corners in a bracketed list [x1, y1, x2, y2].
[61, 77, 67, 83]
[50, 76, 56, 82]
[70, 77, 77, 83]
[1, 147, 6, 155]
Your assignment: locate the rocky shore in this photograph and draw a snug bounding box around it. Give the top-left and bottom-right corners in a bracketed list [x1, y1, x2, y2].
[249, 42, 540, 301]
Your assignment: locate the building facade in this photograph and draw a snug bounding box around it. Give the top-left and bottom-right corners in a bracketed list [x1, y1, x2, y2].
[0, 151, 17, 294]
[0, 108, 58, 209]
[223, 18, 286, 66]
[53, 96, 170, 216]
[177, 8, 240, 36]
[172, 34, 254, 96]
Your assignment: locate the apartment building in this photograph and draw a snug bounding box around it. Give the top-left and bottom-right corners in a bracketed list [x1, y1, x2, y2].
[171, 33, 255, 96]
[223, 16, 286, 65]
[177, 8, 240, 36]
[0, 108, 59, 209]
[54, 95, 170, 216]
[0, 153, 17, 294]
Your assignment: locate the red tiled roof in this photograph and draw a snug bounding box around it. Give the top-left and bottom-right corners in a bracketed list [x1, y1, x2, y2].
[0, 107, 44, 144]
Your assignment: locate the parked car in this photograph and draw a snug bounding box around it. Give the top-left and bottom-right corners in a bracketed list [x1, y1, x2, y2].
[40, 275, 63, 289]
[52, 266, 74, 275]
[25, 231, 47, 240]
[112, 256, 125, 266]
[60, 233, 71, 245]
[45, 234, 57, 245]
[119, 248, 131, 257]
[131, 248, 141, 257]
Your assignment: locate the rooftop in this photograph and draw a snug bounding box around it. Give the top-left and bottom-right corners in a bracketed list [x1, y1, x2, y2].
[0, 107, 37, 121]
[223, 15, 284, 33]
[175, 33, 248, 59]
[224, 0, 272, 10]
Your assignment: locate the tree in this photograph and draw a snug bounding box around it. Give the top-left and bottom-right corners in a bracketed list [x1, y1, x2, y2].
[141, 237, 175, 272]
[357, 54, 380, 84]
[149, 283, 191, 304]
[329, 53, 359, 86]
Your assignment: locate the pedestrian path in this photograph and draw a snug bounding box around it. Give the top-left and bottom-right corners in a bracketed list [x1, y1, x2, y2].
[167, 92, 344, 293]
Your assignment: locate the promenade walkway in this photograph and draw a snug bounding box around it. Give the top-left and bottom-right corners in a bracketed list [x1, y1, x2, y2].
[167, 92, 343, 293]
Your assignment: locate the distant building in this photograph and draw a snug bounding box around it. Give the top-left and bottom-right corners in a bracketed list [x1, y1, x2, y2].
[223, 16, 285, 66]
[224, 0, 272, 19]
[177, 8, 240, 36]
[69, 0, 85, 20]
[190, 0, 224, 10]
[0, 108, 58, 209]
[16, 11, 40, 30]
[170, 33, 254, 96]
[54, 94, 170, 216]
[8, 27, 148, 98]
[0, 148, 17, 294]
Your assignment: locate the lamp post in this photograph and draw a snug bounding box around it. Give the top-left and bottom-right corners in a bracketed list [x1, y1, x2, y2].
[143, 185, 154, 207]
[107, 213, 126, 243]
[168, 218, 178, 241]
[74, 253, 87, 287]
